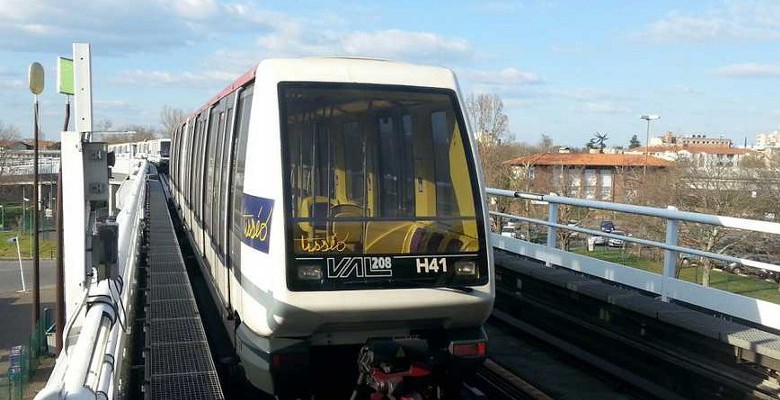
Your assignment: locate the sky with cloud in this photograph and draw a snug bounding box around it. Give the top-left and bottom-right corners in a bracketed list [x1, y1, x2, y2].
[1, 0, 779, 147]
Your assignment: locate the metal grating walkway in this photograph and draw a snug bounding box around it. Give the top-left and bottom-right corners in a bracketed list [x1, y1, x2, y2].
[144, 180, 224, 400]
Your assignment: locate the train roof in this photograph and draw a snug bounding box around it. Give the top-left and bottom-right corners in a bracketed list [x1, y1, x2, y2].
[188, 57, 459, 121]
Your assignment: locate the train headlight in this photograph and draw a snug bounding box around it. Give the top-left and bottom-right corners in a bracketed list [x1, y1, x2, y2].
[297, 265, 322, 280]
[454, 260, 477, 276]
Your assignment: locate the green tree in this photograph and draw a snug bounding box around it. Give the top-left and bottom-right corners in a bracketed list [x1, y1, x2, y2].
[586, 132, 609, 152]
[629, 134, 641, 148]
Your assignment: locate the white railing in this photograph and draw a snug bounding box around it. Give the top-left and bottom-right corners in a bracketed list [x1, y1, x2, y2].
[487, 187, 780, 331]
[36, 161, 147, 400]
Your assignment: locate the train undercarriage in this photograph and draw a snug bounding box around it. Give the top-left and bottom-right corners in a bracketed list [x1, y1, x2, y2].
[238, 327, 487, 400]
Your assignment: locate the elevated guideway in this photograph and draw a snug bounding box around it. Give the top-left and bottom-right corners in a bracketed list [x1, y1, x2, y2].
[141, 178, 223, 400]
[36, 145, 780, 398]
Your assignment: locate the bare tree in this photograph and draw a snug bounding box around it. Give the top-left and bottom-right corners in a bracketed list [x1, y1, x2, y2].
[465, 94, 517, 226]
[466, 94, 510, 145]
[95, 118, 113, 132]
[538, 134, 555, 153]
[0, 121, 21, 202]
[0, 121, 20, 143]
[160, 106, 186, 138]
[0, 120, 20, 157]
[632, 159, 760, 285]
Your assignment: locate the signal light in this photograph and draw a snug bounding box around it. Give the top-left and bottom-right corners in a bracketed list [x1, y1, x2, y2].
[448, 341, 486, 358]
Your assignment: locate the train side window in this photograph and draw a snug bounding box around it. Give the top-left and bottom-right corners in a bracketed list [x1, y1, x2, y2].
[431, 111, 455, 216]
[170, 129, 176, 183]
[205, 107, 220, 232]
[196, 113, 209, 221]
[199, 113, 210, 220]
[430, 110, 476, 219]
[211, 108, 226, 249]
[218, 106, 234, 255]
[172, 127, 179, 184]
[182, 121, 192, 194]
[194, 117, 203, 218]
[186, 120, 196, 207]
[230, 84, 253, 274]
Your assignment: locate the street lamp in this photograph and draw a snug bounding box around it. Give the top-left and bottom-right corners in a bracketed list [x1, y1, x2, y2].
[640, 114, 660, 175]
[28, 61, 44, 331]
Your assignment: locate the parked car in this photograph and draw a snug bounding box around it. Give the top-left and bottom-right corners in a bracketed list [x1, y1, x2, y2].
[607, 230, 627, 247]
[592, 235, 606, 246]
[500, 226, 526, 240]
[501, 226, 516, 238]
[718, 260, 744, 275]
[600, 220, 615, 232]
[734, 254, 780, 281]
[678, 253, 703, 267]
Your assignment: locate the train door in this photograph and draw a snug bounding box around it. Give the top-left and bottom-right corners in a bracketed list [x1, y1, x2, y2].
[182, 119, 195, 228]
[204, 107, 218, 278]
[193, 111, 210, 254]
[205, 96, 229, 288]
[214, 92, 236, 308]
[228, 84, 253, 316]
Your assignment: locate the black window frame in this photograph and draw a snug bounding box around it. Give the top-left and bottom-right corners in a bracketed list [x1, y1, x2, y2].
[278, 81, 489, 291]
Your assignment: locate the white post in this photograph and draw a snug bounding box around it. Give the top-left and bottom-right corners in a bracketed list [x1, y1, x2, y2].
[73, 43, 93, 136]
[15, 237, 26, 292]
[62, 42, 92, 320]
[546, 195, 558, 267]
[662, 205, 679, 302]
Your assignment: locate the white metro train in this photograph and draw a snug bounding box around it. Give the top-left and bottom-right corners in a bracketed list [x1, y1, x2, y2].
[145, 138, 171, 171]
[168, 58, 495, 398]
[107, 138, 171, 175]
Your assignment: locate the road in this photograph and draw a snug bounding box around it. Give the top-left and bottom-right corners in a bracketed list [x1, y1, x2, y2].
[0, 259, 55, 294]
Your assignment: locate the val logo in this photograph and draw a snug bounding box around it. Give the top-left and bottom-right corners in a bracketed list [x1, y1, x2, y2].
[241, 194, 275, 254]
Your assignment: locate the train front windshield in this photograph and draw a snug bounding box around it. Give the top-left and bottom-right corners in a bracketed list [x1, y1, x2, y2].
[280, 83, 487, 290]
[160, 141, 170, 157]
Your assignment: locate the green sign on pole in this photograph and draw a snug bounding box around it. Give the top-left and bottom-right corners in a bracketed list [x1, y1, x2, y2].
[57, 57, 74, 95]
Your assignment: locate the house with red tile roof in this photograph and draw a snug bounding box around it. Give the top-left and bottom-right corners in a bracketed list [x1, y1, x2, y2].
[626, 144, 754, 168]
[0, 140, 59, 150]
[505, 151, 673, 202]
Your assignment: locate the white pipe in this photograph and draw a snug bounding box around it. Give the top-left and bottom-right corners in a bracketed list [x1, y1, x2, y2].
[63, 303, 112, 392]
[97, 318, 119, 398]
[85, 316, 112, 390]
[96, 161, 146, 398]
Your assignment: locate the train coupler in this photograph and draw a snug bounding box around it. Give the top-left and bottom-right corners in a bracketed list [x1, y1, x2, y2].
[351, 338, 436, 400]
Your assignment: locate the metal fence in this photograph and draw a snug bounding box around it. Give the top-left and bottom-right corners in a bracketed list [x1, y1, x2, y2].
[0, 320, 50, 400]
[487, 188, 780, 331]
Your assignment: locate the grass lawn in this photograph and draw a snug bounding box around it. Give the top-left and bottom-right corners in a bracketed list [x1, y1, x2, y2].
[0, 231, 57, 259]
[575, 246, 780, 304]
